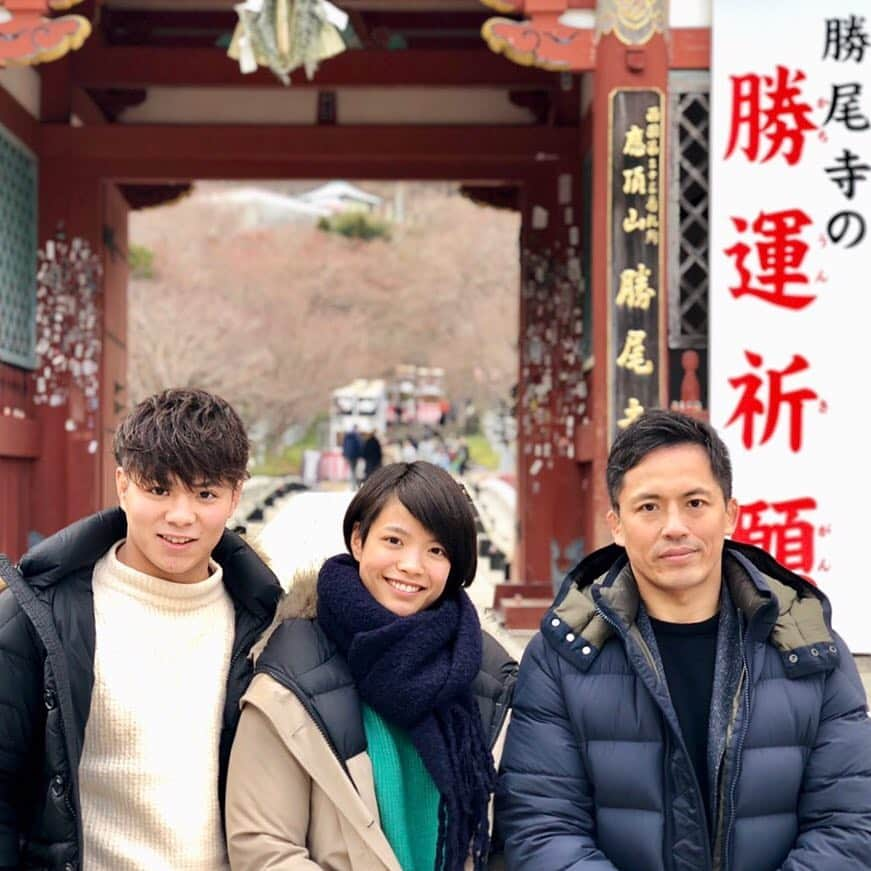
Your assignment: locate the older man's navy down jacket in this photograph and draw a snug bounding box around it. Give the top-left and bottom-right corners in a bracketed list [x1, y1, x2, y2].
[496, 540, 871, 871]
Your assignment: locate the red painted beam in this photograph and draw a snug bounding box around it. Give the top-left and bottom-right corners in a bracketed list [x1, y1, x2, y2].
[0, 416, 40, 460]
[40, 124, 579, 182]
[52, 157, 563, 182]
[71, 44, 561, 88]
[670, 28, 710, 70]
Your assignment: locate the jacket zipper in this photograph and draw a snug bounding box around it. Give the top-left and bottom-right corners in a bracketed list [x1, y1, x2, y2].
[488, 687, 513, 752]
[662, 725, 675, 871]
[54, 705, 79, 823]
[711, 623, 750, 871]
[594, 601, 713, 871]
[223, 615, 262, 734]
[723, 633, 752, 870]
[594, 602, 661, 682]
[228, 622, 258, 680]
[258, 663, 355, 783]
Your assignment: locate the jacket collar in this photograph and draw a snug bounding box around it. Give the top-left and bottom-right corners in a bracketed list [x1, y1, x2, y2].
[15, 507, 279, 620]
[18, 508, 127, 588]
[250, 564, 319, 662]
[542, 540, 837, 679]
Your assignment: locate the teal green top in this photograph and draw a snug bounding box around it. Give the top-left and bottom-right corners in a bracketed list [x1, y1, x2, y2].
[361, 703, 441, 871]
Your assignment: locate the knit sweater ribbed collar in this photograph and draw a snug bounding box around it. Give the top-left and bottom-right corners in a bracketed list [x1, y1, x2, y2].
[98, 540, 225, 612]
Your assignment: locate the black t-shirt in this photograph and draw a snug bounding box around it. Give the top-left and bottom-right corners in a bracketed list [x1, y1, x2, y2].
[649, 613, 719, 826]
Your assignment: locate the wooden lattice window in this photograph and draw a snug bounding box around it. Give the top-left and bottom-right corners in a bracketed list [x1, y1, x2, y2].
[668, 72, 710, 351]
[0, 124, 37, 369]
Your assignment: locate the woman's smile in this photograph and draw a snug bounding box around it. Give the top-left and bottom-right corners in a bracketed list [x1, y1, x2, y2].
[351, 497, 451, 616]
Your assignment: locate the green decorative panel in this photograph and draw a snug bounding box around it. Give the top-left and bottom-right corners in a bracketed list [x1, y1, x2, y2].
[0, 123, 37, 369]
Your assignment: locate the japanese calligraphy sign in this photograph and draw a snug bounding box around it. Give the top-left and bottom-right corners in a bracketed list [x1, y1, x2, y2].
[711, 0, 871, 651]
[609, 89, 665, 436]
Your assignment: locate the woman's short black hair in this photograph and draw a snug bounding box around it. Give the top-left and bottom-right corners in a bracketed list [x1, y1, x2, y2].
[342, 461, 478, 593]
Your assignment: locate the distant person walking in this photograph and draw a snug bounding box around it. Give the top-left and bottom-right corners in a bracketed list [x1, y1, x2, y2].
[362, 431, 383, 481]
[453, 438, 470, 475]
[401, 437, 418, 463]
[342, 425, 363, 488]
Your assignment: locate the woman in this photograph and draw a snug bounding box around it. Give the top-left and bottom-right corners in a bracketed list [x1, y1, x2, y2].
[226, 462, 517, 871]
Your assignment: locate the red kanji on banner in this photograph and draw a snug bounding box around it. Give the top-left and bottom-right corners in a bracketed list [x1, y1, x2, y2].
[724, 209, 815, 309]
[725, 66, 817, 165]
[733, 497, 817, 575]
[726, 351, 819, 452]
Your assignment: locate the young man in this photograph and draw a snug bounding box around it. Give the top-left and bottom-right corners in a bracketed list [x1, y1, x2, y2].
[0, 388, 281, 871]
[496, 409, 871, 870]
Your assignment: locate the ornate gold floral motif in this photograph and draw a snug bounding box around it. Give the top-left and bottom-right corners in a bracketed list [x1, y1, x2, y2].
[596, 0, 666, 46]
[479, 0, 523, 13]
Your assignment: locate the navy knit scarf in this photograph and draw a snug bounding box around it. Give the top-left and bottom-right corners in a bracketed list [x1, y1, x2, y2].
[317, 553, 496, 871]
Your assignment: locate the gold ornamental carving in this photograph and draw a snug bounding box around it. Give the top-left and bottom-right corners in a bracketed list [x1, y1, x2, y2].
[597, 0, 666, 46]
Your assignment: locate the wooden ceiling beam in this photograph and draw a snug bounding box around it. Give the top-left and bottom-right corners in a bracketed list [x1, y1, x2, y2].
[40, 123, 579, 181]
[103, 0, 486, 9]
[40, 157, 558, 182]
[353, 10, 489, 29]
[71, 85, 108, 124]
[71, 44, 560, 87]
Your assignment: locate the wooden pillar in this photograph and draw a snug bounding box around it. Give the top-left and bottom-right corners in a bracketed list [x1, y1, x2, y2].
[39, 57, 73, 124]
[588, 14, 669, 548]
[32, 164, 105, 538]
[515, 167, 590, 587]
[100, 183, 130, 507]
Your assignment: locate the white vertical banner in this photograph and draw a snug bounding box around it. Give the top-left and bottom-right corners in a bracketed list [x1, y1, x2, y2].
[711, 1, 871, 650]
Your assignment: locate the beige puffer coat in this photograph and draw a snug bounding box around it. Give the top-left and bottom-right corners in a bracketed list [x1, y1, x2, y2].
[226, 570, 517, 871]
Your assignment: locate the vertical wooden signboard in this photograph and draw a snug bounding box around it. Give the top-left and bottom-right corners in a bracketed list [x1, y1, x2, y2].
[609, 88, 666, 437]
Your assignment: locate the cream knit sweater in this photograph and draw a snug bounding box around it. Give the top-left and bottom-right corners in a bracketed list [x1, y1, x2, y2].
[78, 541, 235, 871]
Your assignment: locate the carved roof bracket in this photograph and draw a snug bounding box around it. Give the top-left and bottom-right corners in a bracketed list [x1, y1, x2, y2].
[0, 0, 92, 67]
[480, 0, 667, 71]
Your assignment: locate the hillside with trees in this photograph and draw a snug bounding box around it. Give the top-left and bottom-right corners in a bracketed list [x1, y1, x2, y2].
[127, 182, 519, 453]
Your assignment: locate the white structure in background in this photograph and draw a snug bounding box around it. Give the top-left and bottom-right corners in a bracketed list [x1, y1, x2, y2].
[329, 378, 388, 447]
[386, 364, 447, 427]
[206, 181, 382, 229]
[710, 0, 870, 652]
[207, 186, 332, 227]
[297, 181, 382, 215]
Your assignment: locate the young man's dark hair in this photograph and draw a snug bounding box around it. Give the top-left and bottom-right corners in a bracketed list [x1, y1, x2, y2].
[498, 409, 871, 871]
[606, 408, 733, 506]
[343, 460, 478, 592]
[114, 387, 249, 489]
[0, 388, 280, 871]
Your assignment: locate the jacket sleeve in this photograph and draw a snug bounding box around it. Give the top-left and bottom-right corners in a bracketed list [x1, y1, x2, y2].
[495, 634, 619, 871]
[0, 586, 43, 870]
[226, 700, 322, 871]
[780, 634, 871, 870]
